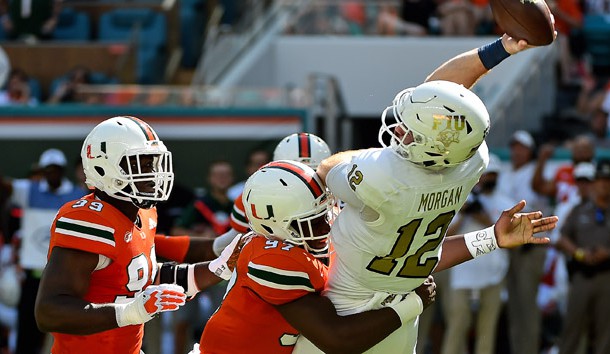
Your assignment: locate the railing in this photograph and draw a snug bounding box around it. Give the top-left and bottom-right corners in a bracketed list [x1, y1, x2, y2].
[74, 84, 310, 108]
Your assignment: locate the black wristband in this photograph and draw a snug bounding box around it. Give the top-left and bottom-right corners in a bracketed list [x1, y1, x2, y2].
[159, 262, 177, 284]
[478, 38, 510, 70]
[175, 264, 189, 290]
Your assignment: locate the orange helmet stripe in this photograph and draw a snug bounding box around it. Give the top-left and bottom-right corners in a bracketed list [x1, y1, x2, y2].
[298, 133, 311, 158]
[265, 161, 324, 198]
[126, 116, 158, 141]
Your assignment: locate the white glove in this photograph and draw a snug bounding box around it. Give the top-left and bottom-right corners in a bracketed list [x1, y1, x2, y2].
[115, 284, 186, 327]
[361, 291, 423, 325]
[388, 292, 423, 324]
[209, 233, 243, 280]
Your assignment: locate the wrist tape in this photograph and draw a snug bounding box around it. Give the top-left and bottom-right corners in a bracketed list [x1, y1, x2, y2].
[464, 225, 498, 258]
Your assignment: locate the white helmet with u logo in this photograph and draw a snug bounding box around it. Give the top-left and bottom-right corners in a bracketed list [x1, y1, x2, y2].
[242, 160, 333, 255]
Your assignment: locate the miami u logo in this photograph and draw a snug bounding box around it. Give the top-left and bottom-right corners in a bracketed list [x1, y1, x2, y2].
[250, 204, 275, 220]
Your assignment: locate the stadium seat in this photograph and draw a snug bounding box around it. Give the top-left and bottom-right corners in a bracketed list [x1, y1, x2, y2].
[53, 7, 91, 41]
[98, 8, 167, 84]
[582, 14, 610, 71]
[180, 0, 207, 68]
[49, 71, 119, 96]
[28, 78, 42, 102]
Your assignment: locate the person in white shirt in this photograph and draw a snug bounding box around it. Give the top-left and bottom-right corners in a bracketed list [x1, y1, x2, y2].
[496, 130, 553, 354]
[441, 154, 515, 354]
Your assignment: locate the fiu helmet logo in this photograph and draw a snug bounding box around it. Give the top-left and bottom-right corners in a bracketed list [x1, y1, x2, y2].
[431, 114, 466, 150]
[249, 204, 275, 220]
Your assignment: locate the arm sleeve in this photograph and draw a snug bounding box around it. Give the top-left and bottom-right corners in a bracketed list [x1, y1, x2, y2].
[51, 209, 117, 260]
[244, 251, 326, 306]
[326, 162, 365, 209]
[154, 235, 190, 263]
[229, 194, 250, 234]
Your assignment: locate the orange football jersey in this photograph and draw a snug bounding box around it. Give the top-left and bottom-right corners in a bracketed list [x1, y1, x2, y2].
[229, 192, 250, 234]
[199, 235, 328, 354]
[48, 194, 158, 354]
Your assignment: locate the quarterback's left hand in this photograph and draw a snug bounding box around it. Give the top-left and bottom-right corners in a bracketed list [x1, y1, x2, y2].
[494, 200, 557, 249]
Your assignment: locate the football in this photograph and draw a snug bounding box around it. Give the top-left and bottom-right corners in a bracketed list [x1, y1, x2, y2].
[489, 0, 555, 46]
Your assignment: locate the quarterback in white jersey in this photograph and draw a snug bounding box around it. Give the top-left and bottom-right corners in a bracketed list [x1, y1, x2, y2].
[294, 32, 558, 354]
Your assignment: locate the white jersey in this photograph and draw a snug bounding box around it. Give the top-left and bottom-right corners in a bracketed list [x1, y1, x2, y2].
[325, 144, 488, 306]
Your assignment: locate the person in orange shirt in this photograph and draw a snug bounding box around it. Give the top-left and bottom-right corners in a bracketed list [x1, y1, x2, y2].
[547, 0, 584, 85]
[34, 116, 241, 354]
[197, 160, 437, 354]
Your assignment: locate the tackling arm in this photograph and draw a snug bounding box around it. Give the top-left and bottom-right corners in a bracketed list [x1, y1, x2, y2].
[278, 277, 436, 354]
[277, 294, 401, 354]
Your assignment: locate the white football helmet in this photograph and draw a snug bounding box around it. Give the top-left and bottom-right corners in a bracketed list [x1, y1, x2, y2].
[273, 133, 331, 170]
[378, 80, 490, 168]
[243, 160, 333, 256]
[81, 116, 174, 209]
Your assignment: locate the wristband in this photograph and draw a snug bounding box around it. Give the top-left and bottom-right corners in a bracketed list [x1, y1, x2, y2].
[478, 38, 510, 70]
[159, 262, 199, 297]
[186, 264, 199, 297]
[389, 292, 423, 325]
[464, 225, 498, 258]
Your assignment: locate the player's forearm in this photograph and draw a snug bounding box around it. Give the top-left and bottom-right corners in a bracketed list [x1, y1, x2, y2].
[313, 309, 402, 354]
[280, 294, 401, 354]
[183, 237, 217, 263]
[425, 48, 488, 89]
[194, 262, 224, 290]
[35, 296, 120, 334]
[434, 235, 474, 273]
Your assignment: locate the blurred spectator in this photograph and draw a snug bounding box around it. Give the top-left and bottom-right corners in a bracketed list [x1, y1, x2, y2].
[437, 0, 478, 36]
[0, 148, 86, 354]
[583, 0, 610, 14]
[532, 134, 595, 205]
[496, 130, 551, 354]
[441, 154, 513, 354]
[0, 68, 38, 106]
[227, 147, 271, 201]
[377, 0, 436, 36]
[47, 66, 91, 104]
[588, 105, 610, 148]
[538, 162, 595, 353]
[377, 3, 426, 36]
[0, 0, 62, 41]
[171, 159, 235, 354]
[547, 0, 585, 86]
[556, 159, 610, 354]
